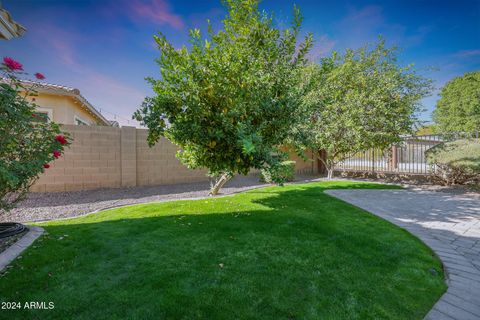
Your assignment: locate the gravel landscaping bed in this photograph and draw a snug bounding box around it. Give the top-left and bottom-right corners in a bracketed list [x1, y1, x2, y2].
[1, 175, 275, 223]
[3, 174, 476, 224]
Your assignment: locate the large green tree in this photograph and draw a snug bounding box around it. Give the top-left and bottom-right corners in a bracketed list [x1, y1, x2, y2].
[134, 0, 312, 195]
[291, 41, 432, 179]
[433, 71, 480, 134]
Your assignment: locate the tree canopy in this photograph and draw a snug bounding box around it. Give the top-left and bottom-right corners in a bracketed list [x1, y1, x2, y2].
[433, 71, 480, 134]
[134, 0, 312, 194]
[290, 41, 432, 178]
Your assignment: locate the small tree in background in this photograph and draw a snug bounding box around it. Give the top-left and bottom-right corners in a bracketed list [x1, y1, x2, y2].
[0, 57, 69, 213]
[291, 41, 432, 179]
[433, 71, 480, 134]
[134, 0, 312, 195]
[416, 124, 436, 135]
[426, 139, 480, 186]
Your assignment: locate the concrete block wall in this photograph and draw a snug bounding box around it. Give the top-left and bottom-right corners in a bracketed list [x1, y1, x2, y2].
[120, 126, 137, 187]
[135, 130, 208, 186]
[282, 147, 319, 175]
[32, 125, 122, 192]
[31, 125, 318, 193]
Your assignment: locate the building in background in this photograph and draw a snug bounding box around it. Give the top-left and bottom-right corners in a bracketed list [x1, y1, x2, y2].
[23, 81, 111, 126]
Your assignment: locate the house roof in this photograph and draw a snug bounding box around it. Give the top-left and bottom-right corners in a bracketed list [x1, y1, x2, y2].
[0, 7, 26, 40]
[19, 80, 111, 126]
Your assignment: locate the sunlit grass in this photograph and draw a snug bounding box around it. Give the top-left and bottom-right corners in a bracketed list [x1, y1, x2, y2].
[0, 181, 445, 319]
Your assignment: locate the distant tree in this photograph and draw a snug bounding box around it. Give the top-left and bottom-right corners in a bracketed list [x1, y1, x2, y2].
[134, 0, 312, 195]
[416, 124, 436, 136]
[291, 41, 432, 179]
[1, 57, 69, 213]
[433, 71, 480, 134]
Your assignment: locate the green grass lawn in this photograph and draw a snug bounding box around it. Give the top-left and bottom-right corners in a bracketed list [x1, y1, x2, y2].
[0, 181, 446, 319]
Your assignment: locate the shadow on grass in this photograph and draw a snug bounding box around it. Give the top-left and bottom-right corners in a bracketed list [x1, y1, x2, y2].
[0, 181, 444, 320]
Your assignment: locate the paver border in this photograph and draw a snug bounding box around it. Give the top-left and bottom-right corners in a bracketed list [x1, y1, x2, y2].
[0, 226, 44, 272]
[324, 189, 480, 320]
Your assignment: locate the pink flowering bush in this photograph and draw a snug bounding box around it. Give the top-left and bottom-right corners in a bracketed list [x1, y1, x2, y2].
[55, 135, 67, 145]
[3, 57, 23, 71]
[34, 72, 45, 80]
[0, 57, 70, 212]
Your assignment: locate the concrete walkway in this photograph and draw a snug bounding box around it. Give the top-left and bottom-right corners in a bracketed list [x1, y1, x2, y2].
[325, 189, 480, 320]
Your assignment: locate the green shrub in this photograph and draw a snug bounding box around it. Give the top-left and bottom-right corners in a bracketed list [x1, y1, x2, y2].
[260, 160, 296, 184]
[426, 139, 480, 185]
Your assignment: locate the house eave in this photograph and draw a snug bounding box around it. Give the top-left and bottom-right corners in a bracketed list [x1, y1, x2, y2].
[37, 87, 111, 126]
[0, 78, 112, 126]
[0, 8, 26, 40]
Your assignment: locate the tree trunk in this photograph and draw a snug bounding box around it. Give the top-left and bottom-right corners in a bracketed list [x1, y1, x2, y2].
[326, 158, 336, 180]
[317, 150, 327, 174]
[327, 167, 334, 180]
[209, 172, 233, 196]
[318, 155, 335, 180]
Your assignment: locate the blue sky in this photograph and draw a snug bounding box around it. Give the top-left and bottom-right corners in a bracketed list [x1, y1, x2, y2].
[1, 0, 479, 126]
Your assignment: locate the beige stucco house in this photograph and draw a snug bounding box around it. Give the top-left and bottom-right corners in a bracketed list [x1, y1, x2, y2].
[24, 81, 111, 126]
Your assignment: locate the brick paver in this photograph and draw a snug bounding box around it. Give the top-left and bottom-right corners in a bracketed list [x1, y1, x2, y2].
[325, 188, 480, 320]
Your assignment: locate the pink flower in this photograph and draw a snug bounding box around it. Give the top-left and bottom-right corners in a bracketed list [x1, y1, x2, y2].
[53, 150, 61, 159]
[43, 164, 50, 169]
[3, 57, 23, 71]
[55, 135, 67, 145]
[34, 72, 45, 80]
